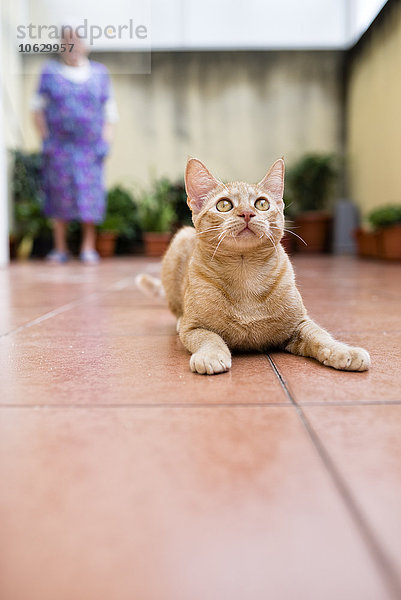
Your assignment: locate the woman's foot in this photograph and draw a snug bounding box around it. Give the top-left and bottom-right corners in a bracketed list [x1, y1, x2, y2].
[46, 250, 69, 264]
[79, 250, 100, 265]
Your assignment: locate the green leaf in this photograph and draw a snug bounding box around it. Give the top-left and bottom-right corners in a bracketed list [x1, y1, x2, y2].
[285, 153, 339, 213]
[368, 205, 401, 229]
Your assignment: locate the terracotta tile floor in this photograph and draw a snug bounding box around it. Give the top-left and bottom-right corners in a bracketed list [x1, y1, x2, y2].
[1, 255, 400, 600]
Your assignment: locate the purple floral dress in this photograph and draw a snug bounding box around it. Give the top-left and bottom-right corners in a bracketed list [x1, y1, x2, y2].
[38, 60, 110, 223]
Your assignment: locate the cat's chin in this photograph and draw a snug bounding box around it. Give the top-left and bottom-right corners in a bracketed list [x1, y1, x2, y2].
[235, 226, 265, 245]
[237, 226, 255, 238]
[230, 227, 281, 251]
[228, 231, 267, 250]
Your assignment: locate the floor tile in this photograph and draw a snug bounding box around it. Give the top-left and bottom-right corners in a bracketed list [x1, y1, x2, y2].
[0, 406, 391, 600]
[290, 257, 401, 334]
[1, 258, 152, 309]
[291, 256, 401, 299]
[93, 286, 165, 307]
[0, 307, 57, 336]
[270, 331, 401, 404]
[2, 255, 400, 598]
[21, 305, 179, 337]
[304, 404, 401, 589]
[0, 334, 287, 405]
[304, 299, 401, 334]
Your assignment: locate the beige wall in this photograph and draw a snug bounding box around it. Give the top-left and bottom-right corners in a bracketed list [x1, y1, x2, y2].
[2, 0, 24, 149]
[347, 1, 401, 222]
[21, 51, 343, 188]
[2, 0, 25, 235]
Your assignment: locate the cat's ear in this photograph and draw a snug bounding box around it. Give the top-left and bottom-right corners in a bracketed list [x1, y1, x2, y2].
[185, 158, 220, 214]
[258, 158, 285, 206]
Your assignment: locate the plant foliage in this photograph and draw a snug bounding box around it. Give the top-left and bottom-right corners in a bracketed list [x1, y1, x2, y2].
[12, 150, 50, 238]
[136, 178, 177, 233]
[285, 153, 338, 213]
[368, 205, 401, 229]
[99, 186, 138, 235]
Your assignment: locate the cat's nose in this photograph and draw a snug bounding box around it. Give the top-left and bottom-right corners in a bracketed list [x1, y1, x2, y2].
[239, 211, 256, 223]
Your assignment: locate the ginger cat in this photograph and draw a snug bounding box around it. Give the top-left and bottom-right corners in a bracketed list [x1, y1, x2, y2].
[139, 158, 370, 375]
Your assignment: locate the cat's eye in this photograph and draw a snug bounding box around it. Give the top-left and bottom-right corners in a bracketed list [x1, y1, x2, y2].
[216, 198, 233, 212]
[254, 197, 270, 211]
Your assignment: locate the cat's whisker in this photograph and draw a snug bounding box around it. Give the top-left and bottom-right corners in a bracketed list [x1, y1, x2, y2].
[197, 233, 227, 243]
[197, 232, 226, 244]
[266, 231, 279, 258]
[227, 230, 239, 246]
[280, 228, 308, 246]
[211, 231, 228, 261]
[209, 229, 227, 245]
[196, 226, 224, 236]
[204, 230, 228, 245]
[269, 224, 307, 245]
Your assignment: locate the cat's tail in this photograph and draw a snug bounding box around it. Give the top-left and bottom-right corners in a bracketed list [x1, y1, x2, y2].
[135, 274, 165, 298]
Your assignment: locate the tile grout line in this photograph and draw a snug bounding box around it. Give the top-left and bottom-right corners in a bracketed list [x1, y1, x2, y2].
[0, 275, 136, 339]
[266, 353, 401, 600]
[1, 399, 401, 409]
[1, 294, 102, 338]
[299, 399, 401, 406]
[0, 402, 292, 409]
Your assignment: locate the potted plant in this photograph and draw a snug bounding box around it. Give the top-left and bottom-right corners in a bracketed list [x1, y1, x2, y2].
[167, 180, 192, 228]
[96, 214, 124, 257]
[96, 186, 138, 257]
[354, 228, 380, 258]
[137, 178, 176, 257]
[368, 205, 401, 260]
[12, 150, 51, 259]
[286, 154, 338, 253]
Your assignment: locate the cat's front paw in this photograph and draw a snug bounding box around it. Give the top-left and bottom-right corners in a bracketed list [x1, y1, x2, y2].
[190, 349, 232, 375]
[319, 344, 370, 372]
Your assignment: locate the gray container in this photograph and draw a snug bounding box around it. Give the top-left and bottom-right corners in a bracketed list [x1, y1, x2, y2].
[333, 199, 360, 255]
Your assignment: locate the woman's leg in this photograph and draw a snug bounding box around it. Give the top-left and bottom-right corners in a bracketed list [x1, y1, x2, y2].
[53, 219, 68, 253]
[81, 222, 97, 253]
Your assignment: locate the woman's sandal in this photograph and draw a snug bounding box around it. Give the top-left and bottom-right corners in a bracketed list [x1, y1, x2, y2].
[79, 250, 100, 265]
[45, 250, 69, 264]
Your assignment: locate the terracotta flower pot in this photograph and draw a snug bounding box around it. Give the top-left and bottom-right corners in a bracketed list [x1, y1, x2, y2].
[9, 234, 17, 260]
[96, 232, 117, 257]
[294, 212, 332, 253]
[143, 232, 172, 257]
[354, 229, 380, 258]
[378, 225, 401, 260]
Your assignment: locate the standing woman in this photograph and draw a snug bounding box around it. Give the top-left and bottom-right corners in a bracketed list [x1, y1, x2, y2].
[31, 25, 118, 264]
